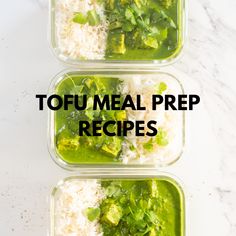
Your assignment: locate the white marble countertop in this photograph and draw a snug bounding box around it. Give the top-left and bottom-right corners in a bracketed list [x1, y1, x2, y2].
[0, 0, 236, 235]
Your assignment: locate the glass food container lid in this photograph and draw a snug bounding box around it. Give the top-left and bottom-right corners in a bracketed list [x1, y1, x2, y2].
[48, 69, 185, 170]
[50, 173, 185, 236]
[50, 0, 186, 66]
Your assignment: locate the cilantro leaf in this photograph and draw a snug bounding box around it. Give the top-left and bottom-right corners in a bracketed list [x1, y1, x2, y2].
[156, 128, 169, 146]
[85, 207, 101, 221]
[73, 12, 87, 24]
[125, 8, 136, 25]
[87, 10, 101, 26]
[143, 138, 154, 151]
[157, 82, 167, 94]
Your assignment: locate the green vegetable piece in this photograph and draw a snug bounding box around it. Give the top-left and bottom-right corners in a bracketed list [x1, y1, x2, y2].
[115, 110, 127, 121]
[143, 37, 159, 49]
[149, 26, 159, 36]
[106, 0, 115, 9]
[121, 0, 129, 5]
[139, 199, 148, 210]
[169, 18, 177, 29]
[130, 30, 146, 49]
[156, 128, 169, 146]
[150, 11, 161, 24]
[149, 180, 158, 197]
[158, 0, 174, 9]
[129, 191, 136, 206]
[134, 0, 142, 8]
[105, 183, 121, 197]
[122, 22, 135, 32]
[73, 12, 87, 24]
[109, 21, 122, 30]
[57, 136, 80, 151]
[70, 85, 84, 96]
[85, 109, 94, 120]
[149, 228, 157, 236]
[131, 3, 143, 16]
[133, 209, 145, 221]
[108, 34, 126, 54]
[93, 78, 106, 92]
[87, 10, 101, 26]
[101, 136, 122, 157]
[102, 203, 123, 225]
[157, 82, 167, 94]
[143, 139, 154, 151]
[137, 18, 148, 30]
[129, 144, 135, 151]
[86, 207, 101, 221]
[85, 78, 93, 88]
[135, 0, 147, 7]
[160, 10, 176, 29]
[157, 28, 168, 41]
[125, 8, 136, 25]
[147, 211, 159, 225]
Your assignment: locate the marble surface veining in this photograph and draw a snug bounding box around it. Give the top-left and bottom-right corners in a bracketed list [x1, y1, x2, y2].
[0, 0, 236, 235]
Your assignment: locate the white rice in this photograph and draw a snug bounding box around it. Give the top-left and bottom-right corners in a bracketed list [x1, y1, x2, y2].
[55, 0, 108, 60]
[54, 179, 105, 236]
[120, 76, 183, 165]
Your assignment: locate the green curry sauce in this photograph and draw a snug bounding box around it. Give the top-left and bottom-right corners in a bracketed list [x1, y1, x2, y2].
[55, 74, 125, 164]
[86, 178, 184, 236]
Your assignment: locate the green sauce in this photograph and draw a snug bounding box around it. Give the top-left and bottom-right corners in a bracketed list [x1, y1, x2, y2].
[55, 74, 125, 164]
[104, 0, 182, 61]
[87, 178, 184, 236]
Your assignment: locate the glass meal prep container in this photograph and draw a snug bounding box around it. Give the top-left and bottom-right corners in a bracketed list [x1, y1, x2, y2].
[48, 69, 185, 170]
[50, 172, 185, 236]
[49, 0, 186, 66]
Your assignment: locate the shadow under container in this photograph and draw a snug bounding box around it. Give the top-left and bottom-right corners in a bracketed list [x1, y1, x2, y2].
[50, 0, 186, 67]
[48, 69, 185, 171]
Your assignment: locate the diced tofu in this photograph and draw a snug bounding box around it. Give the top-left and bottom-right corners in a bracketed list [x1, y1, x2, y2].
[108, 34, 126, 54]
[101, 144, 115, 156]
[101, 137, 122, 157]
[143, 37, 159, 49]
[102, 203, 123, 226]
[57, 136, 79, 151]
